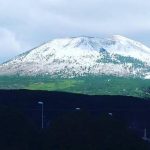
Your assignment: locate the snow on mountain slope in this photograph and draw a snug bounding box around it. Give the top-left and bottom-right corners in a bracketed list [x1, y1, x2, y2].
[0, 35, 150, 78]
[107, 35, 150, 62]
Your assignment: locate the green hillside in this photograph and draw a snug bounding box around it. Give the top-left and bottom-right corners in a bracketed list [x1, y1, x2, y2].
[0, 75, 150, 98]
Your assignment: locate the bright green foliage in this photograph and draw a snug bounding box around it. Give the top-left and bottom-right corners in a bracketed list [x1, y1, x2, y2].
[0, 75, 150, 98]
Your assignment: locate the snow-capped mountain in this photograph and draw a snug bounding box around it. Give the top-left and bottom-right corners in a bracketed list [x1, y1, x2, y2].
[0, 35, 150, 78]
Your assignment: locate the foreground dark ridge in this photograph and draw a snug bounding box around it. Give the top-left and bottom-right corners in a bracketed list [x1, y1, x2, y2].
[0, 89, 150, 124]
[0, 90, 150, 133]
[0, 89, 150, 115]
[0, 89, 149, 110]
[0, 90, 150, 149]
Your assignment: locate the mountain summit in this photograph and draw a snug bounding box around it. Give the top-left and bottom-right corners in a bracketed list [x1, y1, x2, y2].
[0, 35, 150, 78]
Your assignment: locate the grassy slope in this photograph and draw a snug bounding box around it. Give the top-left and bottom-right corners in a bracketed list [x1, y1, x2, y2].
[0, 75, 150, 98]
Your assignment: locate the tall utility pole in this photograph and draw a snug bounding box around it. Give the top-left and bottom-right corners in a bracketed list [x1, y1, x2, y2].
[38, 101, 44, 129]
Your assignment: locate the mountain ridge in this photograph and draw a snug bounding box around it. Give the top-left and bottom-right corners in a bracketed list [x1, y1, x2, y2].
[0, 35, 150, 79]
[0, 35, 150, 76]
[0, 35, 150, 98]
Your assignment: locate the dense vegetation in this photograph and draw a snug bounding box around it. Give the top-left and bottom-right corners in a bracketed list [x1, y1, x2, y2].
[0, 106, 38, 150]
[43, 111, 149, 150]
[0, 75, 150, 98]
[0, 105, 149, 150]
[0, 90, 150, 149]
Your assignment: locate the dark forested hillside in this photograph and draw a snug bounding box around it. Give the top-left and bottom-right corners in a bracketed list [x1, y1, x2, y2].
[0, 90, 150, 149]
[0, 90, 150, 129]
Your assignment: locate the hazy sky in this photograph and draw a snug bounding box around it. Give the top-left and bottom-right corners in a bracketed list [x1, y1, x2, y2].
[0, 0, 150, 63]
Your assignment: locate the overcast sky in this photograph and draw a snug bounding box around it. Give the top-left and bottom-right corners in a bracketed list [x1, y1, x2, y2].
[0, 0, 150, 63]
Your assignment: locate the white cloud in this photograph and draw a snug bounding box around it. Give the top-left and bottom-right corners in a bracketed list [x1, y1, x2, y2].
[0, 27, 30, 62]
[0, 0, 150, 62]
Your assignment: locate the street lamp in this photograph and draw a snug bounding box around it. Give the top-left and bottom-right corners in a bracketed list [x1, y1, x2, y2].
[75, 107, 81, 110]
[38, 101, 44, 129]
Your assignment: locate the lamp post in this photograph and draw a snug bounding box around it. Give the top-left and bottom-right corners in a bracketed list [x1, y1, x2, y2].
[75, 107, 81, 110]
[38, 101, 44, 129]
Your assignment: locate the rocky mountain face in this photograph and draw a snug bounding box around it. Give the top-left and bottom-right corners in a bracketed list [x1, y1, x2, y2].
[0, 35, 150, 79]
